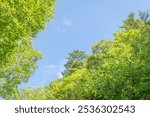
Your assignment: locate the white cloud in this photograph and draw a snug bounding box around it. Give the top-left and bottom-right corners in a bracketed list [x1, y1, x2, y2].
[57, 72, 63, 78]
[63, 19, 74, 27]
[56, 18, 74, 33]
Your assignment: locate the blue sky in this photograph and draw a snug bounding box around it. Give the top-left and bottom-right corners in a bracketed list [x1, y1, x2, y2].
[20, 0, 150, 88]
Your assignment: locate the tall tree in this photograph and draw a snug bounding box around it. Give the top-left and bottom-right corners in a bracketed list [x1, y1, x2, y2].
[86, 11, 150, 99]
[62, 50, 87, 77]
[0, 0, 55, 99]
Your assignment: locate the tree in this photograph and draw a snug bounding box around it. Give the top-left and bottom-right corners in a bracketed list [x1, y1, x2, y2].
[0, 0, 55, 99]
[10, 87, 47, 100]
[62, 50, 88, 77]
[138, 11, 150, 22]
[46, 68, 91, 100]
[122, 11, 150, 30]
[86, 11, 150, 99]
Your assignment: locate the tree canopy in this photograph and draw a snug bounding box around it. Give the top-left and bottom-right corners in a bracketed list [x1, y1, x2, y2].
[0, 0, 55, 99]
[62, 50, 87, 77]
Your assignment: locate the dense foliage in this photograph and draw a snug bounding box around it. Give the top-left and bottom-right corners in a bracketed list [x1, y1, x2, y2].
[8, 11, 150, 100]
[11, 87, 47, 100]
[0, 0, 55, 99]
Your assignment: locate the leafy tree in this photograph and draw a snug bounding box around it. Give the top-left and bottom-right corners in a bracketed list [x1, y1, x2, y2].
[10, 87, 47, 100]
[122, 11, 150, 30]
[86, 11, 150, 100]
[138, 11, 150, 22]
[46, 68, 91, 100]
[62, 50, 88, 77]
[0, 0, 55, 99]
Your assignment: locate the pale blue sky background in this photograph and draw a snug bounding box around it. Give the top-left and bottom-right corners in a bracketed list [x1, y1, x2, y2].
[20, 0, 150, 88]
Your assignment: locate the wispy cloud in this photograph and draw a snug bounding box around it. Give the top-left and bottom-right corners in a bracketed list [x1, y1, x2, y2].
[63, 19, 74, 27]
[43, 60, 66, 79]
[45, 64, 56, 69]
[56, 18, 74, 33]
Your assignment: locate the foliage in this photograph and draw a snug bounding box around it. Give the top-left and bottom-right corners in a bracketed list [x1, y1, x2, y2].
[86, 12, 150, 99]
[46, 69, 90, 99]
[0, 0, 55, 99]
[62, 50, 88, 77]
[10, 87, 47, 100]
